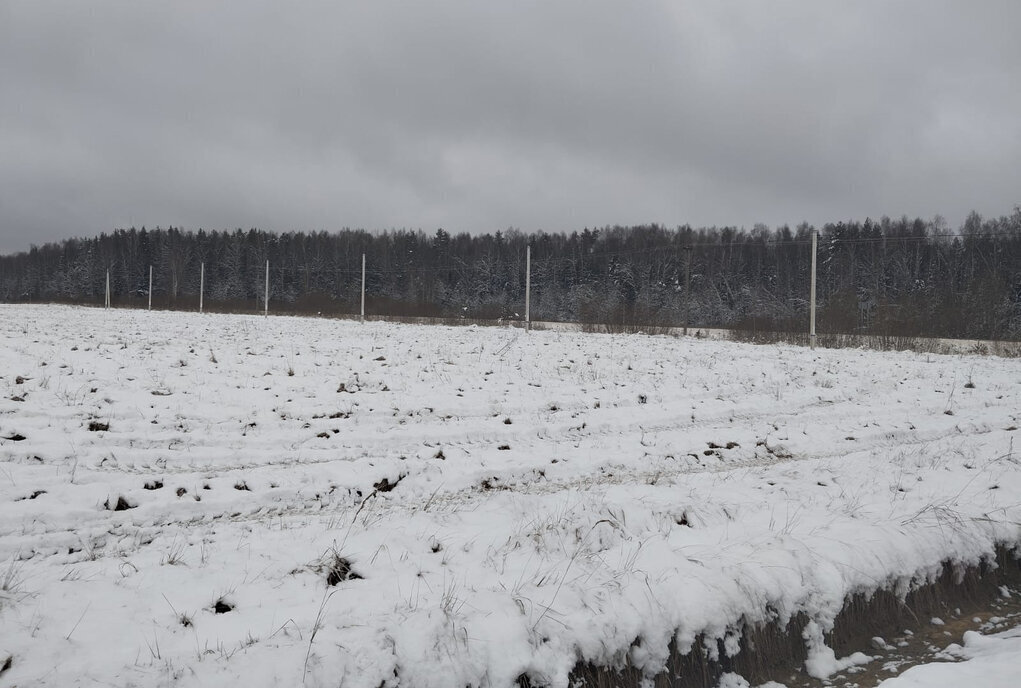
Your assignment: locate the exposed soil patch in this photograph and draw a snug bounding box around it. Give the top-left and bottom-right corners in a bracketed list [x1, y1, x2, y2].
[104, 496, 135, 511]
[373, 475, 404, 493]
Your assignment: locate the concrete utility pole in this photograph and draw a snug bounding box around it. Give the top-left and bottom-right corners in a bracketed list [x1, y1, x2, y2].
[810, 230, 817, 350]
[525, 245, 531, 332]
[360, 253, 366, 322]
[148, 265, 153, 310]
[199, 262, 205, 313]
[264, 260, 269, 317]
[105, 270, 111, 309]
[683, 245, 693, 336]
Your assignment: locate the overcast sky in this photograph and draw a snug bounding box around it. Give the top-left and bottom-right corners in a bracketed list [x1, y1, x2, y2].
[1, 1, 1019, 254]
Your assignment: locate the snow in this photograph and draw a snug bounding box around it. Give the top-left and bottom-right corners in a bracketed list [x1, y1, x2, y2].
[715, 673, 788, 688]
[876, 625, 1021, 687]
[716, 676, 788, 688]
[802, 620, 872, 679]
[0, 304, 1019, 687]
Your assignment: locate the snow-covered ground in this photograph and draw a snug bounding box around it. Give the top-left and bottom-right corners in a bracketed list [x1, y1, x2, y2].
[0, 304, 1019, 687]
[877, 624, 1021, 687]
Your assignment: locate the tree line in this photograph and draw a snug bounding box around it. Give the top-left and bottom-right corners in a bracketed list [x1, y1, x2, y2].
[1, 210, 1020, 340]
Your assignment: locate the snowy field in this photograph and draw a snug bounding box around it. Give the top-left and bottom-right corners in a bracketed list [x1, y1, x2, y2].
[0, 304, 1019, 687]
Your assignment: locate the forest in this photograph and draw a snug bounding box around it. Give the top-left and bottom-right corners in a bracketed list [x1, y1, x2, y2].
[2, 210, 1020, 341]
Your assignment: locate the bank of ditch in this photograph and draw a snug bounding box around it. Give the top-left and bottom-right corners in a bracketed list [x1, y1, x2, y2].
[520, 544, 1021, 688]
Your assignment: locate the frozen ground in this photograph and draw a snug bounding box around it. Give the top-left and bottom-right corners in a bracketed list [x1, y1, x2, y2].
[0, 304, 1019, 687]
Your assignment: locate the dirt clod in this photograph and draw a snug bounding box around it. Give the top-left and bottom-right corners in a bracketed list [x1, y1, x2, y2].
[373, 475, 404, 493]
[104, 496, 135, 511]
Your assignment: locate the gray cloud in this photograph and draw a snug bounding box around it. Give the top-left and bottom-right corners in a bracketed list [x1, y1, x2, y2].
[2, 1, 1019, 254]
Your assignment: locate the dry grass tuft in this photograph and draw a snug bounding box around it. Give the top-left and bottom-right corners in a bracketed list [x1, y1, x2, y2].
[313, 549, 363, 586]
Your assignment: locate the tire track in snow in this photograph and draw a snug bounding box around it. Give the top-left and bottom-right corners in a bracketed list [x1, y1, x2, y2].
[2, 410, 982, 562]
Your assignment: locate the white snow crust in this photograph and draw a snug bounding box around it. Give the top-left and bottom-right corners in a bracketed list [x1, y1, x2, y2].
[0, 304, 1019, 687]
